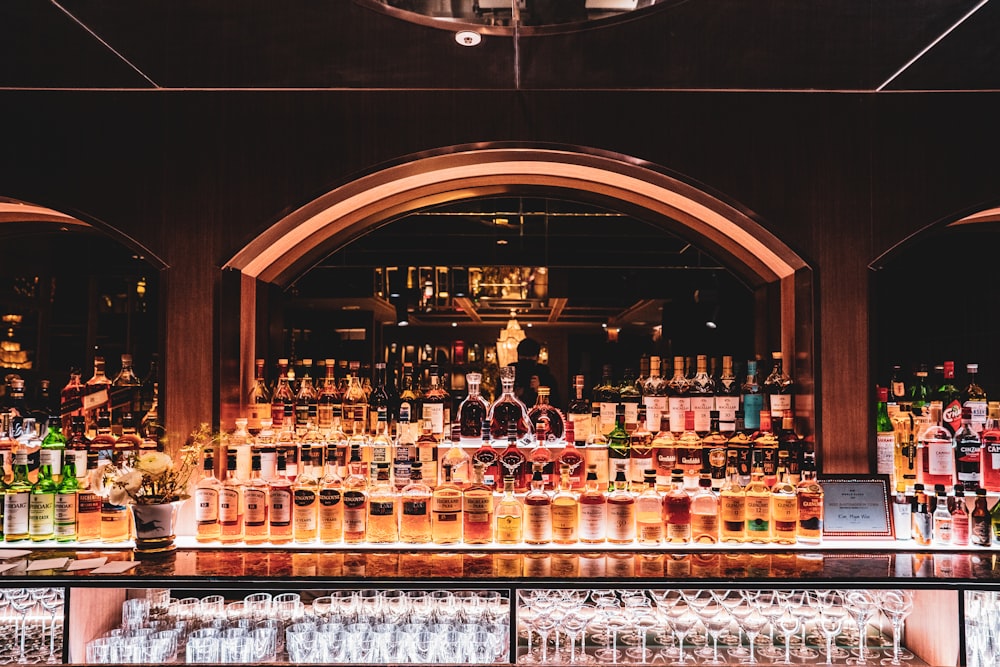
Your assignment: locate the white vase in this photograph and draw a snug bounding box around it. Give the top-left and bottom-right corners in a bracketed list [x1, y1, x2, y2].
[130, 502, 181, 555]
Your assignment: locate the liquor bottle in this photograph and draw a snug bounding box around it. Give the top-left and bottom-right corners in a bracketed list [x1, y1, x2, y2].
[295, 360, 318, 432]
[441, 424, 472, 488]
[391, 404, 415, 491]
[471, 420, 500, 490]
[398, 363, 422, 436]
[53, 455, 78, 542]
[702, 411, 728, 492]
[116, 413, 144, 453]
[268, 450, 293, 544]
[318, 444, 344, 543]
[954, 407, 982, 492]
[292, 445, 319, 543]
[675, 411, 703, 488]
[271, 359, 295, 426]
[578, 464, 607, 543]
[551, 463, 579, 544]
[220, 451, 244, 543]
[618, 368, 642, 431]
[690, 475, 719, 543]
[64, 416, 90, 484]
[84, 355, 112, 434]
[342, 372, 369, 437]
[741, 359, 764, 432]
[111, 353, 142, 434]
[962, 363, 988, 435]
[584, 407, 610, 491]
[932, 488, 952, 545]
[316, 358, 340, 433]
[593, 364, 619, 436]
[567, 374, 593, 447]
[606, 468, 636, 544]
[368, 362, 391, 435]
[912, 496, 932, 545]
[557, 422, 586, 490]
[909, 364, 930, 412]
[342, 444, 368, 544]
[432, 463, 463, 544]
[888, 363, 907, 415]
[399, 461, 432, 544]
[918, 406, 955, 488]
[494, 476, 523, 545]
[247, 358, 271, 435]
[937, 361, 963, 435]
[240, 452, 269, 544]
[487, 365, 533, 442]
[369, 408, 394, 480]
[528, 385, 566, 443]
[99, 496, 130, 543]
[76, 451, 102, 543]
[366, 463, 398, 543]
[715, 355, 741, 433]
[40, 416, 66, 485]
[138, 355, 159, 421]
[876, 386, 895, 477]
[194, 448, 222, 542]
[642, 357, 668, 433]
[770, 451, 798, 545]
[523, 464, 552, 545]
[629, 408, 654, 488]
[763, 351, 793, 419]
[662, 468, 691, 544]
[60, 369, 85, 434]
[666, 356, 690, 434]
[28, 450, 57, 541]
[651, 415, 677, 490]
[951, 485, 970, 547]
[498, 422, 528, 493]
[892, 403, 918, 490]
[891, 483, 911, 541]
[689, 354, 716, 433]
[458, 372, 490, 445]
[753, 411, 780, 487]
[463, 460, 494, 544]
[795, 454, 824, 544]
[635, 469, 663, 545]
[982, 402, 1000, 492]
[415, 420, 439, 488]
[970, 488, 991, 547]
[720, 454, 746, 543]
[607, 404, 630, 489]
[422, 365, 450, 438]
[744, 453, 772, 543]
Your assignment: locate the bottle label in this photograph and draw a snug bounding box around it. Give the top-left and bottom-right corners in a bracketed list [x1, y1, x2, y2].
[270, 488, 292, 523]
[55, 492, 77, 524]
[639, 522, 664, 542]
[294, 489, 316, 507]
[943, 400, 963, 433]
[569, 413, 592, 441]
[599, 402, 618, 430]
[691, 512, 718, 540]
[769, 394, 792, 414]
[771, 496, 797, 523]
[496, 515, 521, 542]
[691, 396, 713, 432]
[892, 501, 912, 540]
[320, 488, 342, 506]
[742, 394, 763, 430]
[423, 404, 445, 435]
[551, 504, 576, 534]
[77, 492, 101, 514]
[29, 494, 55, 535]
[579, 503, 606, 540]
[876, 432, 895, 476]
[643, 397, 667, 432]
[721, 495, 745, 523]
[433, 496, 462, 513]
[668, 397, 691, 432]
[244, 488, 267, 524]
[524, 505, 552, 541]
[293, 503, 317, 532]
[195, 488, 219, 522]
[927, 441, 955, 476]
[956, 440, 982, 484]
[219, 488, 240, 522]
[464, 495, 493, 514]
[623, 402, 639, 426]
[369, 500, 395, 517]
[40, 448, 63, 477]
[934, 516, 952, 543]
[714, 396, 740, 424]
[403, 499, 428, 516]
[607, 503, 635, 541]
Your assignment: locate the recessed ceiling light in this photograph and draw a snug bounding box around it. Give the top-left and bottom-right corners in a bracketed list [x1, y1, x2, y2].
[496, 239, 508, 245]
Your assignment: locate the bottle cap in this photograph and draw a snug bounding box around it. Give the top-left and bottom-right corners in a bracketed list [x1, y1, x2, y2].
[877, 386, 888, 402]
[968, 363, 979, 373]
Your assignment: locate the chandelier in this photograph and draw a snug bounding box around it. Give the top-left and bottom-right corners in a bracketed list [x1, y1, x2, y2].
[496, 309, 525, 367]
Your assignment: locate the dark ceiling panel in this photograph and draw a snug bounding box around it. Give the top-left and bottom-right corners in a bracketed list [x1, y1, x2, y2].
[58, 0, 516, 89]
[0, 0, 153, 88]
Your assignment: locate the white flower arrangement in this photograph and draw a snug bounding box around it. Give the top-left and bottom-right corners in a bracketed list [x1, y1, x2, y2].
[104, 423, 214, 505]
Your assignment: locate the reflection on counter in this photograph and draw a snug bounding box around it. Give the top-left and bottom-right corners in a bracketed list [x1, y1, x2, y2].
[3, 548, 1000, 582]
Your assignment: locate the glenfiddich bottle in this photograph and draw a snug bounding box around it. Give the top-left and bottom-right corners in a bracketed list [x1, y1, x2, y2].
[719, 454, 746, 543]
[795, 454, 823, 544]
[770, 451, 798, 544]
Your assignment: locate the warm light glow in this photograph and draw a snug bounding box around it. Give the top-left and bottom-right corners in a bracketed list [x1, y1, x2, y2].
[496, 309, 525, 367]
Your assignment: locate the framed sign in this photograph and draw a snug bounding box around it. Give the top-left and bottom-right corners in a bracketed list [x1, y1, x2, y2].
[819, 475, 894, 539]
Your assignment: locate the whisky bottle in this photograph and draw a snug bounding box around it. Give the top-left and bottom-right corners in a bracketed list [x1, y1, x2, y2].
[690, 475, 719, 543]
[666, 356, 690, 434]
[606, 468, 636, 544]
[318, 443, 344, 543]
[876, 386, 895, 478]
[651, 415, 677, 491]
[422, 365, 450, 438]
[270, 359, 295, 426]
[528, 385, 566, 444]
[551, 463, 579, 545]
[584, 409, 610, 491]
[194, 448, 222, 542]
[53, 455, 78, 542]
[431, 463, 463, 544]
[458, 372, 490, 445]
[618, 368, 641, 432]
[715, 355, 740, 433]
[567, 374, 593, 449]
[295, 360, 318, 432]
[606, 404, 630, 490]
[60, 369, 85, 435]
[635, 469, 663, 545]
[64, 415, 90, 484]
[398, 363, 422, 439]
[342, 444, 368, 544]
[675, 411, 703, 489]
[962, 363, 988, 434]
[556, 422, 585, 489]
[593, 364, 619, 436]
[441, 424, 472, 488]
[892, 403, 918, 490]
[892, 483, 912, 541]
[498, 422, 527, 493]
[368, 362, 391, 435]
[523, 464, 553, 545]
[463, 461, 494, 544]
[415, 420, 439, 489]
[367, 463, 399, 543]
[970, 488, 991, 547]
[29, 452, 57, 541]
[525, 424, 553, 491]
[39, 416, 66, 486]
[83, 356, 112, 435]
[243, 452, 270, 544]
[741, 359, 763, 432]
[951, 485, 969, 547]
[577, 464, 606, 543]
[662, 468, 691, 544]
[368, 408, 394, 481]
[628, 411, 654, 489]
[75, 451, 102, 543]
[702, 411, 728, 492]
[494, 476, 523, 545]
[316, 358, 340, 433]
[247, 358, 271, 435]
[219, 451, 244, 543]
[268, 450, 293, 544]
[342, 372, 369, 437]
[99, 496, 130, 543]
[795, 454, 823, 544]
[487, 365, 533, 442]
[642, 357, 668, 434]
[763, 351, 793, 419]
[770, 451, 798, 544]
[392, 404, 416, 491]
[400, 461, 432, 544]
[292, 445, 319, 543]
[689, 354, 716, 434]
[719, 455, 746, 543]
[744, 453, 771, 543]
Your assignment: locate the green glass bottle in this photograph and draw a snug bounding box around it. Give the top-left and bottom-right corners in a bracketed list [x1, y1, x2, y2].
[29, 452, 58, 542]
[54, 457, 79, 542]
[4, 448, 33, 541]
[606, 404, 630, 490]
[875, 386, 894, 478]
[991, 495, 1000, 545]
[40, 415, 67, 485]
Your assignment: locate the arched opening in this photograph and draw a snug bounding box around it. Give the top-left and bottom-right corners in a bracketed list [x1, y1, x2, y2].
[223, 145, 816, 453]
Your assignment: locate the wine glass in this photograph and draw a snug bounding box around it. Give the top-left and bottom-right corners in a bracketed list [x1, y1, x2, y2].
[789, 590, 820, 660]
[844, 590, 879, 665]
[738, 608, 769, 665]
[774, 609, 801, 665]
[757, 590, 789, 661]
[666, 603, 699, 665]
[819, 603, 849, 665]
[701, 600, 733, 666]
[594, 600, 627, 664]
[724, 595, 755, 661]
[39, 590, 64, 665]
[879, 590, 914, 666]
[624, 596, 658, 664]
[8, 589, 36, 665]
[531, 595, 558, 664]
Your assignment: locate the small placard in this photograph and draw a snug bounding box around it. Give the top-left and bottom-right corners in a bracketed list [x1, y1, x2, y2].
[820, 474, 893, 538]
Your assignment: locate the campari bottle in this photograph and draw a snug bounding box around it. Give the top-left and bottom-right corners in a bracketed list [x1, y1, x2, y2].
[979, 402, 1000, 493]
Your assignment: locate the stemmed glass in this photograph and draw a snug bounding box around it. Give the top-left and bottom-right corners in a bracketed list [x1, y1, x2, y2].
[818, 594, 850, 665]
[844, 590, 879, 665]
[594, 599, 627, 664]
[666, 602, 699, 665]
[39, 590, 64, 665]
[879, 590, 914, 666]
[737, 607, 769, 665]
[531, 594, 558, 664]
[623, 596, 658, 664]
[758, 590, 789, 660]
[774, 609, 801, 665]
[700, 600, 733, 666]
[8, 588, 36, 664]
[789, 590, 820, 660]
